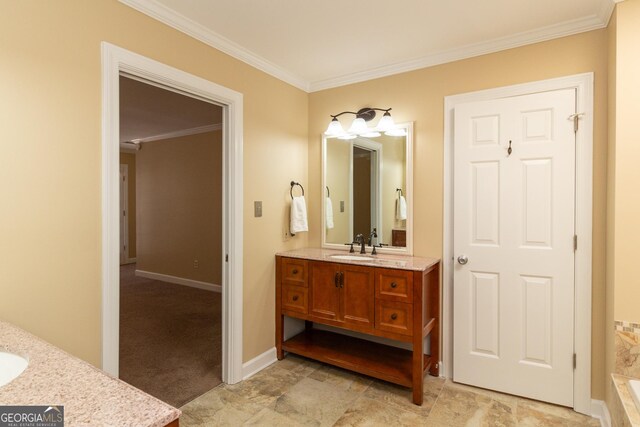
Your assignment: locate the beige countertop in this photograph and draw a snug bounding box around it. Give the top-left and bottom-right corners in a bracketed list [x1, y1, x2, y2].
[612, 374, 640, 427]
[0, 320, 180, 427]
[276, 247, 440, 271]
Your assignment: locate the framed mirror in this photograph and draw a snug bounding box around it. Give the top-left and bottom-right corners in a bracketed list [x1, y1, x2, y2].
[322, 122, 413, 253]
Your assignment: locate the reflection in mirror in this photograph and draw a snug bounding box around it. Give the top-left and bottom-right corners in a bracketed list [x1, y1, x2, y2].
[323, 123, 412, 252]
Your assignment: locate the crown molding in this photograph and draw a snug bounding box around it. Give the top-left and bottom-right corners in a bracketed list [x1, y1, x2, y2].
[120, 0, 616, 94]
[125, 123, 222, 145]
[118, 0, 310, 92]
[309, 7, 615, 92]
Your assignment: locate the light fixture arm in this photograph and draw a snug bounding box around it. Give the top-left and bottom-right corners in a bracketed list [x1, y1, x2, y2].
[330, 107, 392, 122]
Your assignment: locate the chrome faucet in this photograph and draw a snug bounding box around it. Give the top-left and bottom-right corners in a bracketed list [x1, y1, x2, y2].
[354, 234, 366, 254]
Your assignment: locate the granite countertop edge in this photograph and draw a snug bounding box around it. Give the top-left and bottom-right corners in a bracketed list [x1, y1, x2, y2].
[0, 320, 180, 427]
[276, 247, 440, 272]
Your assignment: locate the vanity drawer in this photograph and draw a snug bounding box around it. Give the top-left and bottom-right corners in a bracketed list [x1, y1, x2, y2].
[375, 269, 413, 303]
[375, 300, 413, 336]
[282, 258, 308, 287]
[281, 284, 308, 314]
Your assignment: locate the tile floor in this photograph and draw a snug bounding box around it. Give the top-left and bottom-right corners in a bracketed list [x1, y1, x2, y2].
[180, 355, 602, 426]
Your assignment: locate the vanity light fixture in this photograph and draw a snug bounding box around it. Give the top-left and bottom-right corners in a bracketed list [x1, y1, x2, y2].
[324, 107, 395, 137]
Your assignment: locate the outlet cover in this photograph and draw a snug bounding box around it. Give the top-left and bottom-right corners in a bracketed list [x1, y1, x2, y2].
[254, 201, 263, 217]
[340, 201, 345, 212]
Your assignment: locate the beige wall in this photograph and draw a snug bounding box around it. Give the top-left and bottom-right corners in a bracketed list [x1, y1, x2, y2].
[0, 0, 308, 365]
[611, 0, 640, 322]
[606, 0, 640, 409]
[120, 152, 137, 259]
[308, 30, 609, 398]
[136, 131, 222, 284]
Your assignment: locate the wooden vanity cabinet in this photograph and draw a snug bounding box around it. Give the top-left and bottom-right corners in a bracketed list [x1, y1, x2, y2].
[275, 254, 441, 406]
[309, 262, 375, 330]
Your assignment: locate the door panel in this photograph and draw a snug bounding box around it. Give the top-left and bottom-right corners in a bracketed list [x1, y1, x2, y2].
[309, 262, 340, 321]
[341, 265, 374, 329]
[453, 89, 576, 406]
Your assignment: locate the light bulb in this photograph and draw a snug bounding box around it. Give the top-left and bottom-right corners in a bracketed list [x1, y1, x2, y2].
[348, 117, 369, 134]
[324, 118, 344, 136]
[376, 112, 395, 131]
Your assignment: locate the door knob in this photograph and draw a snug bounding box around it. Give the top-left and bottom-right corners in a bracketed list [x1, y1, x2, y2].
[457, 255, 469, 265]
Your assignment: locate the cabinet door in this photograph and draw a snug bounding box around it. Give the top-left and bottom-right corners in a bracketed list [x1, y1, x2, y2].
[309, 261, 340, 321]
[340, 264, 375, 330]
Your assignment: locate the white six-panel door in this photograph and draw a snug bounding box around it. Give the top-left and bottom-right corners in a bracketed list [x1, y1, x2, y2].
[453, 89, 576, 406]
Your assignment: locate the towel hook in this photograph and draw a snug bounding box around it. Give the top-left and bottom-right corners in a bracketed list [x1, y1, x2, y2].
[290, 181, 305, 199]
[326, 186, 330, 198]
[396, 188, 403, 196]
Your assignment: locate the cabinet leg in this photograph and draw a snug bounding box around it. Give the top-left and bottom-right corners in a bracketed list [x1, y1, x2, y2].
[276, 314, 284, 360]
[412, 335, 424, 405]
[305, 320, 313, 331]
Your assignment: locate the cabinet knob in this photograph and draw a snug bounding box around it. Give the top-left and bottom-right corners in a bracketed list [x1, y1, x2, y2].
[292, 269, 299, 274]
[390, 282, 398, 289]
[391, 313, 398, 320]
[292, 295, 299, 301]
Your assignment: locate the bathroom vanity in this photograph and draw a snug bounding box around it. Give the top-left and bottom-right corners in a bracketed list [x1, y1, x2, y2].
[275, 248, 440, 405]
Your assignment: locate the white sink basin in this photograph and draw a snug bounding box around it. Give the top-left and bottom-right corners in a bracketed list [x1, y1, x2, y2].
[0, 351, 28, 387]
[330, 255, 375, 261]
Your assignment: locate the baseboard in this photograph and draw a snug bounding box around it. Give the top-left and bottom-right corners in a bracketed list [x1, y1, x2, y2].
[242, 347, 277, 380]
[126, 257, 137, 264]
[591, 399, 611, 427]
[135, 269, 222, 293]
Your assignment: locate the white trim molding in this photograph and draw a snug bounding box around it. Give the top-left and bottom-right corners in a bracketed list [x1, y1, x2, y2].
[118, 0, 309, 92]
[128, 123, 222, 144]
[135, 269, 222, 293]
[591, 399, 612, 427]
[443, 73, 594, 415]
[119, 0, 615, 93]
[242, 347, 278, 380]
[101, 42, 244, 384]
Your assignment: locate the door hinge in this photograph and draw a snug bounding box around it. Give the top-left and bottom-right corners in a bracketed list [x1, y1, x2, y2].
[569, 113, 585, 133]
[225, 254, 229, 262]
[573, 235, 578, 251]
[573, 353, 577, 369]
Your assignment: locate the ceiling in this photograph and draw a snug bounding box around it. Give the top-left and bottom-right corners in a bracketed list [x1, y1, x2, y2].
[120, 0, 616, 92]
[120, 76, 222, 143]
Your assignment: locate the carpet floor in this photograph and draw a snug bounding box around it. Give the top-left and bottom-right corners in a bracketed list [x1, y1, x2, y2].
[119, 264, 222, 408]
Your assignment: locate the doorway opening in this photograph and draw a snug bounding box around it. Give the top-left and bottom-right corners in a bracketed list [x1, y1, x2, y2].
[118, 75, 224, 406]
[101, 43, 244, 394]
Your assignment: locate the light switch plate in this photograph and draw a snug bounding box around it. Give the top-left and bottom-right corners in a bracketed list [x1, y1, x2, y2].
[254, 201, 262, 217]
[340, 201, 345, 212]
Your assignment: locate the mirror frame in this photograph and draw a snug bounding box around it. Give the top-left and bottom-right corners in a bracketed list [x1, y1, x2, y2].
[321, 122, 413, 254]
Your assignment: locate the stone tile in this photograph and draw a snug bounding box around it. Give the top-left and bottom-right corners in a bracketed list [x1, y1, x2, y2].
[269, 377, 359, 427]
[334, 396, 426, 427]
[273, 354, 322, 377]
[445, 380, 520, 406]
[243, 407, 306, 426]
[516, 399, 600, 427]
[363, 381, 432, 417]
[426, 385, 516, 427]
[226, 364, 304, 406]
[176, 412, 203, 427]
[180, 386, 264, 426]
[616, 330, 640, 378]
[308, 364, 373, 393]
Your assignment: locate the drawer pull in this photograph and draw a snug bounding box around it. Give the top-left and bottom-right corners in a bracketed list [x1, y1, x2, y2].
[292, 269, 299, 274]
[292, 295, 299, 301]
[390, 282, 398, 288]
[391, 313, 398, 320]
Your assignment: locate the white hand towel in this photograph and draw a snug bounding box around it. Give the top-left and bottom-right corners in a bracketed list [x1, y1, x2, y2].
[396, 195, 407, 220]
[325, 197, 334, 229]
[290, 195, 308, 234]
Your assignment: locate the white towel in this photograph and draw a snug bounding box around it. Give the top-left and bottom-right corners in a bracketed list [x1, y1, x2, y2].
[290, 196, 308, 234]
[325, 197, 334, 229]
[396, 195, 407, 220]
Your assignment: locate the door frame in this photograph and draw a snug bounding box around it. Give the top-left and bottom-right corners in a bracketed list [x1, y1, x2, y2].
[443, 73, 593, 414]
[101, 43, 244, 384]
